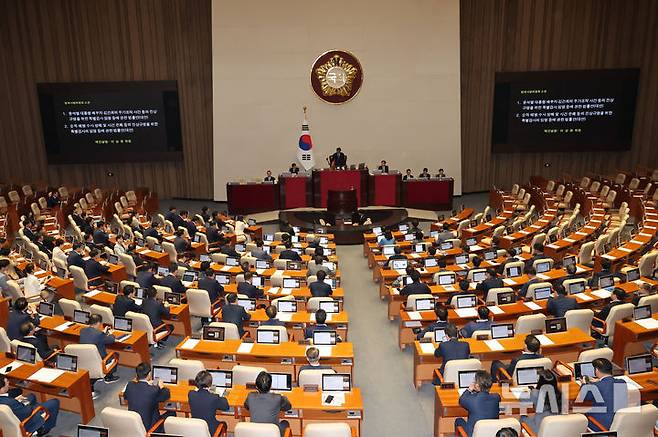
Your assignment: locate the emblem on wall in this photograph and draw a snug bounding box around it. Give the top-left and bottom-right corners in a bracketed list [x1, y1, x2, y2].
[310, 50, 363, 104]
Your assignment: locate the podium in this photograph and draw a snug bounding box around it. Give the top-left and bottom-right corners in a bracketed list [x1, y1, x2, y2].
[279, 173, 312, 210]
[401, 178, 454, 210]
[369, 172, 401, 206]
[312, 169, 368, 208]
[226, 182, 279, 214]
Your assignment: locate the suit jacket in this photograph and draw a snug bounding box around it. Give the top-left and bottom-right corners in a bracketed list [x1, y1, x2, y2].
[458, 390, 501, 436]
[0, 393, 47, 433]
[251, 248, 273, 262]
[84, 259, 109, 281]
[508, 352, 544, 376]
[144, 227, 161, 240]
[378, 165, 389, 173]
[403, 175, 414, 180]
[80, 326, 115, 357]
[244, 392, 292, 425]
[476, 277, 504, 295]
[596, 300, 623, 322]
[400, 281, 432, 296]
[7, 310, 39, 340]
[67, 251, 85, 269]
[279, 249, 302, 261]
[262, 318, 286, 326]
[309, 281, 333, 297]
[165, 212, 184, 229]
[330, 152, 347, 167]
[589, 269, 619, 287]
[221, 303, 251, 336]
[20, 334, 54, 359]
[93, 229, 110, 246]
[416, 320, 449, 340]
[173, 236, 190, 253]
[124, 380, 171, 429]
[304, 323, 341, 341]
[519, 278, 539, 298]
[547, 295, 578, 318]
[184, 221, 197, 237]
[582, 376, 628, 429]
[237, 281, 264, 299]
[113, 295, 142, 317]
[159, 274, 186, 294]
[206, 226, 221, 244]
[435, 339, 471, 374]
[189, 388, 230, 434]
[136, 271, 159, 290]
[460, 320, 491, 339]
[198, 277, 224, 302]
[264, 176, 276, 182]
[142, 298, 169, 327]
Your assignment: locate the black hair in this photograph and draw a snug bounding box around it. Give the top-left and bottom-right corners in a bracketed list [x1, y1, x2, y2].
[315, 309, 327, 324]
[255, 371, 272, 393]
[136, 362, 151, 380]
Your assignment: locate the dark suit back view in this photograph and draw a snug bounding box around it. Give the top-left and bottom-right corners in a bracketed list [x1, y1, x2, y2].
[188, 388, 230, 435]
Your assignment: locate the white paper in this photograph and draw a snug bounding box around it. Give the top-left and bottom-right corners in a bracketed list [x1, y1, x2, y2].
[485, 339, 504, 351]
[458, 388, 468, 395]
[575, 231, 588, 236]
[535, 335, 554, 346]
[510, 387, 531, 399]
[575, 266, 586, 274]
[277, 312, 293, 322]
[618, 247, 634, 253]
[267, 287, 280, 295]
[564, 238, 576, 243]
[0, 361, 24, 374]
[181, 339, 200, 349]
[630, 240, 644, 245]
[503, 278, 517, 286]
[454, 308, 479, 318]
[396, 269, 407, 276]
[443, 285, 456, 292]
[279, 288, 293, 295]
[634, 318, 658, 330]
[634, 279, 647, 286]
[54, 322, 72, 332]
[471, 245, 484, 251]
[524, 302, 542, 311]
[321, 391, 345, 406]
[405, 321, 423, 328]
[615, 375, 643, 390]
[28, 368, 65, 383]
[220, 265, 232, 272]
[256, 269, 266, 275]
[237, 343, 254, 354]
[546, 244, 559, 249]
[537, 274, 550, 280]
[577, 293, 594, 301]
[407, 311, 422, 321]
[84, 289, 102, 298]
[391, 287, 400, 295]
[488, 306, 504, 315]
[592, 289, 612, 299]
[601, 254, 616, 260]
[419, 343, 436, 355]
[315, 345, 333, 357]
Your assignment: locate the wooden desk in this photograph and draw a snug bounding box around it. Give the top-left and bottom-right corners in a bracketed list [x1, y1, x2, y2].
[175, 338, 354, 382]
[412, 328, 595, 388]
[222, 284, 345, 308]
[134, 246, 170, 267]
[0, 297, 9, 329]
[39, 315, 151, 367]
[0, 355, 95, 423]
[243, 308, 349, 341]
[612, 314, 658, 366]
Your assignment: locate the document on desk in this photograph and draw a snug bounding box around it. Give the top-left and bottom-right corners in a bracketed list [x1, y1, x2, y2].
[391, 287, 400, 295]
[256, 269, 266, 275]
[564, 238, 576, 243]
[220, 265, 232, 272]
[510, 387, 531, 400]
[618, 247, 634, 253]
[321, 391, 345, 406]
[237, 343, 254, 354]
[181, 339, 200, 350]
[54, 322, 72, 332]
[591, 289, 612, 299]
[406, 311, 422, 321]
[419, 343, 436, 355]
[575, 231, 588, 236]
[524, 302, 542, 311]
[634, 318, 658, 330]
[266, 287, 280, 295]
[28, 368, 65, 383]
[535, 335, 554, 346]
[277, 312, 293, 322]
[280, 288, 293, 295]
[615, 375, 643, 390]
[503, 278, 517, 286]
[84, 289, 102, 298]
[443, 285, 455, 292]
[577, 293, 593, 301]
[488, 306, 504, 315]
[575, 266, 587, 274]
[0, 361, 24, 375]
[484, 340, 504, 351]
[454, 308, 478, 318]
[630, 239, 644, 245]
[536, 273, 551, 280]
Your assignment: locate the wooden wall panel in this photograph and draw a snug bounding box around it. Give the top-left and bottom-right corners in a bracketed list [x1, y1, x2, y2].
[460, 0, 658, 192]
[0, 0, 213, 199]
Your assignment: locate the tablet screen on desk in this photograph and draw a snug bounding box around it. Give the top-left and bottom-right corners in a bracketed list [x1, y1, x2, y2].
[270, 373, 293, 391]
[256, 329, 280, 344]
[440, 241, 454, 250]
[322, 374, 351, 392]
[108, 254, 119, 265]
[152, 365, 178, 384]
[114, 316, 133, 332]
[404, 234, 415, 241]
[16, 345, 36, 364]
[484, 250, 496, 261]
[77, 425, 109, 437]
[626, 268, 640, 282]
[73, 310, 90, 325]
[415, 243, 426, 253]
[215, 274, 230, 285]
[199, 254, 211, 263]
[415, 298, 434, 312]
[382, 246, 395, 256]
[456, 295, 477, 309]
[209, 370, 233, 388]
[562, 256, 576, 269]
[398, 224, 408, 232]
[193, 234, 202, 243]
[634, 305, 652, 321]
[574, 361, 595, 380]
[434, 329, 447, 343]
[568, 281, 585, 294]
[598, 275, 614, 289]
[313, 330, 337, 345]
[181, 271, 197, 283]
[56, 353, 78, 372]
[226, 257, 239, 266]
[251, 275, 264, 287]
[516, 367, 542, 385]
[165, 292, 181, 305]
[545, 317, 566, 333]
[455, 254, 469, 265]
[491, 323, 514, 339]
[472, 271, 486, 283]
[277, 300, 297, 313]
[372, 226, 382, 235]
[458, 370, 477, 389]
[533, 287, 552, 300]
[626, 354, 653, 375]
[38, 302, 54, 317]
[466, 238, 477, 247]
[283, 278, 300, 289]
[438, 274, 455, 285]
[507, 266, 521, 278]
[424, 258, 438, 268]
[157, 267, 169, 276]
[203, 326, 225, 341]
[391, 259, 408, 270]
[319, 300, 340, 313]
[135, 288, 146, 299]
[497, 291, 515, 305]
[535, 261, 551, 274]
[238, 298, 256, 312]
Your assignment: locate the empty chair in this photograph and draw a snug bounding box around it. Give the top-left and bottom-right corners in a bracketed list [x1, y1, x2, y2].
[557, 191, 572, 209]
[578, 241, 595, 267]
[303, 423, 352, 437]
[606, 403, 658, 437]
[58, 298, 81, 319]
[629, 178, 640, 190]
[638, 294, 658, 314]
[599, 185, 610, 198]
[234, 422, 283, 437]
[298, 368, 336, 388]
[65, 344, 118, 383]
[69, 265, 99, 292]
[580, 177, 591, 189]
[162, 241, 177, 263]
[231, 365, 267, 386]
[89, 304, 114, 326]
[515, 313, 547, 335]
[525, 413, 588, 437]
[209, 321, 241, 340]
[565, 309, 594, 334]
[126, 311, 172, 346]
[118, 253, 137, 278]
[0, 327, 10, 353]
[637, 252, 658, 277]
[554, 185, 565, 198]
[458, 418, 520, 437]
[163, 416, 219, 437]
[186, 289, 221, 321]
[101, 406, 160, 436]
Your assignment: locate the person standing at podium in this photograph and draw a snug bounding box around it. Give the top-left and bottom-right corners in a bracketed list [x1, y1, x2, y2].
[264, 170, 276, 182]
[378, 160, 389, 173]
[288, 163, 300, 174]
[328, 147, 347, 169]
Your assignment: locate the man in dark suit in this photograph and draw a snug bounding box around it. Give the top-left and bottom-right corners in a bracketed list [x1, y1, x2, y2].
[525, 243, 546, 270]
[595, 288, 626, 321]
[244, 371, 292, 437]
[39, 288, 63, 316]
[165, 206, 183, 229]
[460, 306, 492, 338]
[384, 246, 407, 268]
[547, 284, 578, 317]
[206, 223, 222, 245]
[112, 285, 143, 317]
[141, 288, 172, 345]
[7, 298, 40, 340]
[198, 267, 224, 302]
[0, 374, 60, 436]
[137, 263, 160, 289]
[476, 269, 504, 296]
[400, 270, 432, 296]
[188, 370, 230, 435]
[92, 221, 111, 247]
[558, 263, 579, 288]
[251, 239, 273, 262]
[179, 211, 198, 238]
[309, 270, 333, 297]
[19, 321, 56, 360]
[491, 335, 543, 381]
[434, 324, 470, 375]
[454, 370, 501, 437]
[377, 160, 389, 173]
[159, 269, 186, 294]
[221, 293, 251, 336]
[419, 167, 431, 179]
[304, 309, 339, 340]
[262, 305, 285, 326]
[264, 170, 276, 182]
[67, 243, 85, 269]
[219, 237, 240, 258]
[298, 346, 333, 375]
[80, 314, 119, 382]
[172, 229, 190, 254]
[144, 222, 162, 241]
[579, 358, 628, 431]
[329, 147, 347, 169]
[279, 241, 302, 261]
[288, 163, 300, 174]
[403, 169, 414, 180]
[84, 249, 110, 286]
[237, 272, 264, 299]
[590, 259, 622, 288]
[518, 267, 539, 298]
[416, 304, 449, 340]
[124, 363, 172, 431]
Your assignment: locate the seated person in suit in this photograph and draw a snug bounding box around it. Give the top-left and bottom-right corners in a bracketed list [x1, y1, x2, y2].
[218, 237, 240, 258]
[124, 363, 172, 431]
[278, 241, 302, 261]
[419, 167, 431, 179]
[173, 229, 190, 254]
[165, 206, 182, 229]
[557, 263, 578, 287]
[392, 266, 415, 288]
[137, 263, 160, 290]
[547, 284, 578, 317]
[113, 234, 127, 256]
[416, 304, 449, 340]
[0, 374, 60, 436]
[39, 288, 63, 316]
[476, 269, 504, 296]
[435, 223, 454, 243]
[19, 321, 57, 360]
[454, 279, 472, 297]
[141, 287, 173, 347]
[83, 249, 110, 286]
[632, 282, 654, 305]
[400, 270, 431, 296]
[144, 221, 162, 240]
[112, 285, 143, 317]
[304, 309, 341, 341]
[377, 160, 389, 173]
[8, 297, 41, 340]
[264, 170, 276, 182]
[525, 243, 546, 270]
[189, 370, 230, 435]
[454, 370, 501, 437]
[244, 371, 292, 437]
[92, 221, 111, 247]
[491, 334, 542, 381]
[589, 259, 620, 287]
[595, 288, 626, 322]
[221, 293, 250, 336]
[80, 314, 119, 382]
[518, 267, 539, 298]
[520, 369, 561, 433]
[237, 272, 264, 299]
[436, 168, 446, 178]
[262, 305, 285, 326]
[403, 168, 414, 180]
[307, 255, 332, 278]
[198, 266, 224, 302]
[434, 324, 470, 375]
[309, 270, 333, 297]
[384, 246, 406, 268]
[66, 243, 86, 269]
[298, 346, 333, 375]
[460, 306, 492, 338]
[251, 239, 273, 262]
[577, 358, 628, 431]
[378, 230, 396, 247]
[159, 269, 186, 294]
[289, 163, 300, 174]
